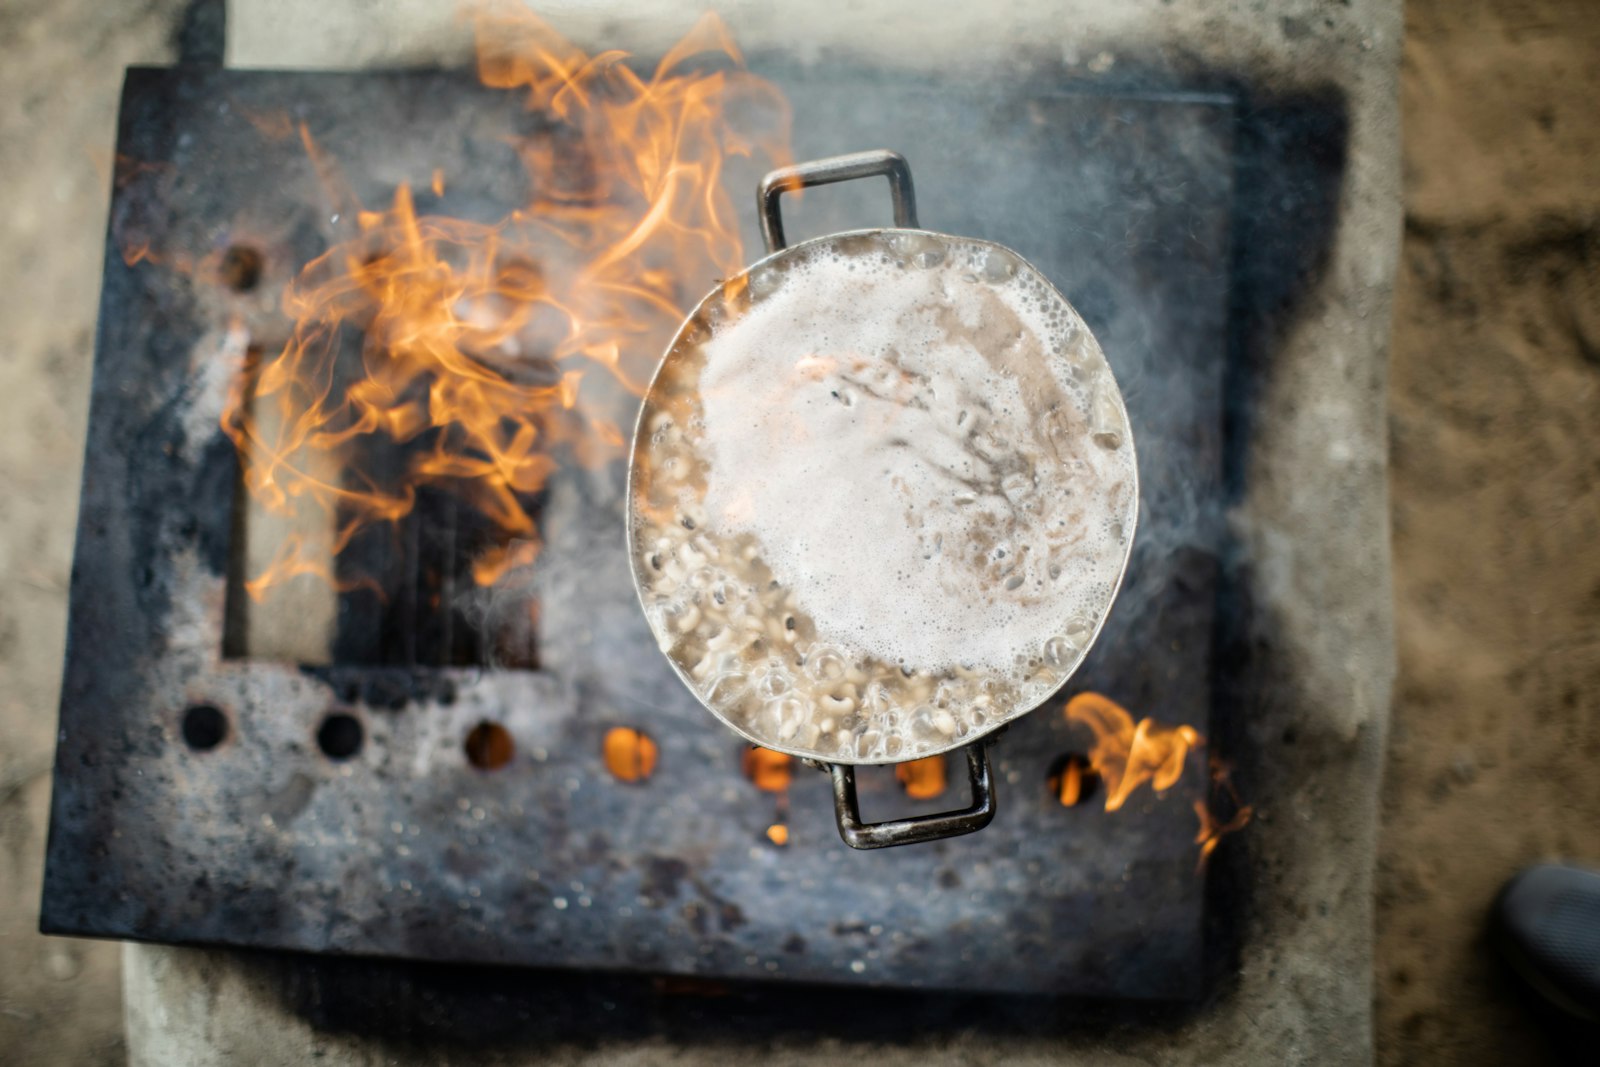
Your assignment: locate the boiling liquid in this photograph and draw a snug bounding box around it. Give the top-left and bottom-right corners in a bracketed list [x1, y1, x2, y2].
[632, 232, 1136, 762]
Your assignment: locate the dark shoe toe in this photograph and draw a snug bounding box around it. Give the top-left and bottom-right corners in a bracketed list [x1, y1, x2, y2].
[1491, 863, 1600, 1023]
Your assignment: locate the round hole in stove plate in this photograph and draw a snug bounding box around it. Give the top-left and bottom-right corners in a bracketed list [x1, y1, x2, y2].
[220, 244, 264, 292]
[180, 704, 228, 752]
[464, 721, 514, 771]
[316, 711, 364, 761]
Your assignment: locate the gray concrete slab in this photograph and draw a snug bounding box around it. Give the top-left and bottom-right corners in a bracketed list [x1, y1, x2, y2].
[5, 0, 1398, 1063]
[0, 3, 188, 1065]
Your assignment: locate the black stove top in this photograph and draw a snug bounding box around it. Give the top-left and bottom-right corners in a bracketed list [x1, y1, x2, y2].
[42, 60, 1234, 1000]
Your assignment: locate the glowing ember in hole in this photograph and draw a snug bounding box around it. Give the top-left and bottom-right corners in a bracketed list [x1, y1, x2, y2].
[1046, 752, 1098, 807]
[464, 720, 514, 771]
[741, 747, 791, 844]
[602, 727, 659, 783]
[894, 755, 947, 800]
[741, 746, 792, 793]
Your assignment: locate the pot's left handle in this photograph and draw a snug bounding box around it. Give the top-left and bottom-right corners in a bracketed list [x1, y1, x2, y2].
[758, 150, 919, 254]
[828, 743, 995, 850]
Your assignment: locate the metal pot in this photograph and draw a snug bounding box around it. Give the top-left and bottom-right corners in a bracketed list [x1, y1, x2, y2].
[627, 150, 1137, 848]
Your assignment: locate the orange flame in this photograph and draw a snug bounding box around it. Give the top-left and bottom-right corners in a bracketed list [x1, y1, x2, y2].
[220, 6, 791, 602]
[1048, 753, 1096, 807]
[1194, 757, 1252, 869]
[1061, 691, 1251, 868]
[1063, 691, 1199, 812]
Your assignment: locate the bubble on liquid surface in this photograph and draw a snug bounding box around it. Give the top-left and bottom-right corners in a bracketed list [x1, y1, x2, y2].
[981, 248, 1018, 282]
[1091, 378, 1126, 450]
[806, 647, 847, 684]
[1043, 635, 1077, 669]
[754, 661, 793, 700]
[763, 695, 811, 741]
[705, 670, 749, 706]
[862, 682, 894, 716]
[749, 265, 783, 297]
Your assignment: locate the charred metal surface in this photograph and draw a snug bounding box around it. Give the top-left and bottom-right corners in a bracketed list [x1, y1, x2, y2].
[43, 65, 1233, 999]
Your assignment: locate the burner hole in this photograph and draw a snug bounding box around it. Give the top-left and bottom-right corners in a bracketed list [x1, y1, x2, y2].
[220, 244, 264, 292]
[1047, 753, 1099, 807]
[181, 704, 228, 752]
[465, 721, 514, 771]
[894, 754, 948, 800]
[602, 727, 658, 783]
[742, 746, 792, 792]
[316, 712, 364, 761]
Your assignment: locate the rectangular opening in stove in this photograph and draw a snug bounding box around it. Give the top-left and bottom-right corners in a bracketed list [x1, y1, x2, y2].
[219, 337, 549, 670]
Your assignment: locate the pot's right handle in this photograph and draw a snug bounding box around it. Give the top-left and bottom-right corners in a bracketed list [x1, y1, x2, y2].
[758, 150, 919, 254]
[828, 743, 995, 850]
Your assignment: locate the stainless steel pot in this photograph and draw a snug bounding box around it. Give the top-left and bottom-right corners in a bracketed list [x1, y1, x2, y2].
[627, 150, 1137, 848]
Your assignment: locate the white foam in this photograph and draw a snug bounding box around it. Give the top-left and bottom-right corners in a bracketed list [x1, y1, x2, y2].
[693, 234, 1136, 678]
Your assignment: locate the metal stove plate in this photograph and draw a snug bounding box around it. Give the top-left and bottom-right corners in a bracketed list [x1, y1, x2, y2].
[43, 64, 1231, 999]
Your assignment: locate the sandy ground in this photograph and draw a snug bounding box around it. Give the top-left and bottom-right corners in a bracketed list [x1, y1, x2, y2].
[0, 0, 1594, 1064]
[1375, 1, 1600, 1063]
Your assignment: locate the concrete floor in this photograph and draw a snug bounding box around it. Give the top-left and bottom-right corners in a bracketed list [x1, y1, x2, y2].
[0, 2, 188, 1065]
[1, 0, 1592, 1064]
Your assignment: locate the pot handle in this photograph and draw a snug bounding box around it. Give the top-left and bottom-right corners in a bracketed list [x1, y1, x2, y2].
[758, 150, 919, 254]
[828, 743, 995, 850]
